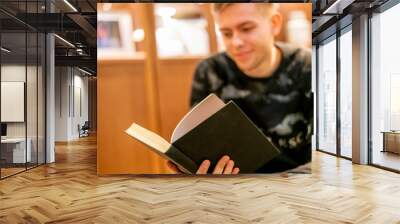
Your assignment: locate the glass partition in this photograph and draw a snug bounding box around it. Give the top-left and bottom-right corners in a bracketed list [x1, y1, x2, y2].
[339, 27, 352, 158]
[1, 31, 28, 177]
[370, 3, 400, 171]
[317, 35, 337, 155]
[0, 1, 46, 179]
[38, 32, 46, 165]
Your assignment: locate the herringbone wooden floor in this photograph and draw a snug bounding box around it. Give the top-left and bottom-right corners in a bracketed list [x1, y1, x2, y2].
[1, 135, 400, 224]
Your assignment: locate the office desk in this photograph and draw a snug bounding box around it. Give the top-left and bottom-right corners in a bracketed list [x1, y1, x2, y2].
[1, 138, 31, 164]
[381, 131, 400, 154]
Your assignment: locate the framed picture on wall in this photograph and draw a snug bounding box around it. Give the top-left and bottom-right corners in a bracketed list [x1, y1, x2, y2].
[97, 12, 134, 58]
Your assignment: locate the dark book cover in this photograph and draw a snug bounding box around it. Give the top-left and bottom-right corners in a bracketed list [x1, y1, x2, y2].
[172, 101, 281, 173]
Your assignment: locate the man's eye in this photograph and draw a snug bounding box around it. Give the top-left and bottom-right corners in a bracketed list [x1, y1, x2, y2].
[222, 32, 232, 38]
[242, 27, 254, 32]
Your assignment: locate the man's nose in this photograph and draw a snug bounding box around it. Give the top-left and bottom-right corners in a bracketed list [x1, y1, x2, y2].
[231, 33, 244, 47]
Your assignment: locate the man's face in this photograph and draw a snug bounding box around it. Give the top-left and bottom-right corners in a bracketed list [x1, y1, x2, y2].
[216, 4, 278, 73]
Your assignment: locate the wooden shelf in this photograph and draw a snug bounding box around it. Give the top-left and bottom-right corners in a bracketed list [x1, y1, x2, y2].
[97, 52, 146, 65]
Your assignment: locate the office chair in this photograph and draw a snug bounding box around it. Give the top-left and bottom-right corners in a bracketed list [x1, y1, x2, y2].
[79, 121, 90, 138]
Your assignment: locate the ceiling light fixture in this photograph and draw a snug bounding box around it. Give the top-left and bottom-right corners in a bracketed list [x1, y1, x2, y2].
[1, 47, 11, 53]
[323, 0, 341, 14]
[322, 0, 354, 15]
[76, 48, 84, 55]
[54, 34, 75, 48]
[63, 0, 78, 12]
[78, 67, 93, 76]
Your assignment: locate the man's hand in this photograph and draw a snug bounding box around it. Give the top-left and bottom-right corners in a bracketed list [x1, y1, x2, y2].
[167, 155, 240, 174]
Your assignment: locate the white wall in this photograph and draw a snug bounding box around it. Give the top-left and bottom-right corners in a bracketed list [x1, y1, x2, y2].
[71, 73, 89, 138]
[55, 67, 89, 141]
[1, 65, 37, 138]
[55, 66, 70, 141]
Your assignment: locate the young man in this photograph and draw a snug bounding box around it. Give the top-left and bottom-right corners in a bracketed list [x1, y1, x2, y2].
[168, 3, 312, 174]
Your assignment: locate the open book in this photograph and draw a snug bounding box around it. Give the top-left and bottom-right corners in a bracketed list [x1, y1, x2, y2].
[126, 94, 280, 174]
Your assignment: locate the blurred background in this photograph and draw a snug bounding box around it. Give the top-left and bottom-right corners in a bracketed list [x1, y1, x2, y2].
[97, 3, 312, 174]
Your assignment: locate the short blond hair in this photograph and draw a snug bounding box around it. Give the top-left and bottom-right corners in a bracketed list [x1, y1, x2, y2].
[212, 3, 278, 16]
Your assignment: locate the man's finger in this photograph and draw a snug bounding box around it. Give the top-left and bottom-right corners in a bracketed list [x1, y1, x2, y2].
[196, 160, 211, 174]
[223, 160, 234, 174]
[213, 155, 230, 174]
[232, 167, 240, 174]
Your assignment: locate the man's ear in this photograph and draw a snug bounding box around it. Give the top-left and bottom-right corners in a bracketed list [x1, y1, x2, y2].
[270, 13, 283, 37]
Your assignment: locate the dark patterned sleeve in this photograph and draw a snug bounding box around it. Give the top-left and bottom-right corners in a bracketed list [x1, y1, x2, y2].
[190, 60, 212, 107]
[298, 49, 313, 144]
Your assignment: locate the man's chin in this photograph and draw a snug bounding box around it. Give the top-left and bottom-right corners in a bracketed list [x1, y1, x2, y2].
[230, 56, 255, 72]
[235, 63, 252, 73]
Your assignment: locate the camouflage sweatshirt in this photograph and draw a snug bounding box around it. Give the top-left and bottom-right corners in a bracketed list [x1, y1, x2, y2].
[190, 42, 312, 173]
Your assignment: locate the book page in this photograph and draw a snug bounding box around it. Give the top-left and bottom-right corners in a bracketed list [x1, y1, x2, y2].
[171, 94, 225, 142]
[126, 123, 171, 153]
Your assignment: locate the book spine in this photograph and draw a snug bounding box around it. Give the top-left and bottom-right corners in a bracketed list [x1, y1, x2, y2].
[166, 145, 198, 174]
